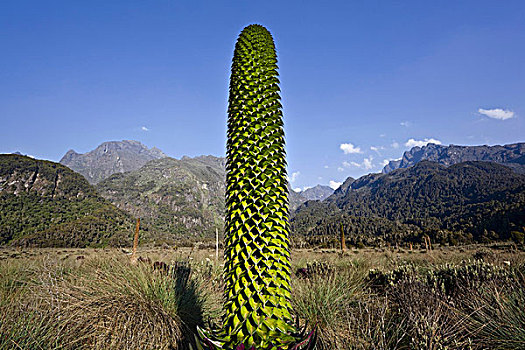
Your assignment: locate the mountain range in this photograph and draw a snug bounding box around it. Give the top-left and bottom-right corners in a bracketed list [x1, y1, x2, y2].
[2, 140, 525, 247]
[382, 142, 525, 174]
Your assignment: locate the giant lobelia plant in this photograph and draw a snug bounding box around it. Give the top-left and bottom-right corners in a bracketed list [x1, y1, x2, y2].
[196, 24, 316, 350]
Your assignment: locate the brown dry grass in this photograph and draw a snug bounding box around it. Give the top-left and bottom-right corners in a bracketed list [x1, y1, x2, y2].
[1, 244, 524, 349]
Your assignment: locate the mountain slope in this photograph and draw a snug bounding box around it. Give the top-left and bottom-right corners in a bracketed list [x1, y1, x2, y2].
[300, 185, 334, 201]
[382, 142, 525, 174]
[292, 161, 525, 246]
[0, 155, 133, 247]
[60, 140, 167, 184]
[96, 155, 307, 242]
[96, 156, 225, 242]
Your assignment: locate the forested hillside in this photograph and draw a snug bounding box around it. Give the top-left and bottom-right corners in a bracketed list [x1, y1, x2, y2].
[292, 161, 525, 247]
[0, 155, 134, 247]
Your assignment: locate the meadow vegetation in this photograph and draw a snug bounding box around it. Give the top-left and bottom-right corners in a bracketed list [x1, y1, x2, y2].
[1, 245, 524, 349]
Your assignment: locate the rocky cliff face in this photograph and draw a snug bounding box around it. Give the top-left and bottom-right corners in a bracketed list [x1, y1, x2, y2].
[382, 143, 525, 174]
[60, 140, 167, 184]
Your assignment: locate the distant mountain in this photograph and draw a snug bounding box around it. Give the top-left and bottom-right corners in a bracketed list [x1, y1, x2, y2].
[0, 154, 133, 247]
[95, 155, 307, 242]
[382, 142, 525, 174]
[292, 161, 525, 246]
[60, 140, 167, 184]
[300, 185, 334, 201]
[332, 176, 355, 197]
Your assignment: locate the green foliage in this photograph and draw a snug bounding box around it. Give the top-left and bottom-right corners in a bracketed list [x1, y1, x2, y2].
[369, 260, 513, 297]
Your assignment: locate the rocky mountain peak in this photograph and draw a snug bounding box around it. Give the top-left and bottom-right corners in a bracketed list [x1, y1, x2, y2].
[59, 140, 167, 184]
[382, 142, 525, 174]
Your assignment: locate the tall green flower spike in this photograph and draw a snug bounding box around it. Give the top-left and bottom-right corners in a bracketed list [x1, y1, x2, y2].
[195, 24, 316, 350]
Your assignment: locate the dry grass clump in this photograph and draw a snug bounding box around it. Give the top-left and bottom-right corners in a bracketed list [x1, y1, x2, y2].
[460, 273, 525, 349]
[291, 261, 367, 349]
[0, 255, 206, 350]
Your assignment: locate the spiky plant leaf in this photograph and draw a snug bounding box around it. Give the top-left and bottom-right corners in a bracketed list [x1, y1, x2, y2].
[196, 24, 316, 350]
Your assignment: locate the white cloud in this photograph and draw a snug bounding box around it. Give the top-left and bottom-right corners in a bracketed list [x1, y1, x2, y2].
[337, 167, 344, 172]
[391, 141, 399, 149]
[302, 186, 312, 191]
[379, 133, 386, 138]
[141, 126, 149, 131]
[478, 108, 515, 120]
[293, 187, 302, 193]
[329, 180, 342, 190]
[382, 159, 390, 167]
[324, 165, 329, 169]
[340, 143, 362, 154]
[289, 171, 300, 183]
[405, 138, 442, 148]
[342, 161, 360, 168]
[400, 121, 411, 127]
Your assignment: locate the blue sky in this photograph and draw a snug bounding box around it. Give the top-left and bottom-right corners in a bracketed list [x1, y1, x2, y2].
[1, 1, 524, 190]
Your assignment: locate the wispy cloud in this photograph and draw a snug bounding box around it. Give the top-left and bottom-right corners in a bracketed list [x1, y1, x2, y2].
[400, 121, 411, 127]
[293, 187, 302, 193]
[141, 126, 149, 131]
[329, 180, 342, 190]
[391, 141, 399, 149]
[289, 171, 300, 183]
[405, 138, 442, 148]
[324, 165, 329, 169]
[370, 146, 385, 153]
[340, 143, 362, 154]
[478, 108, 515, 120]
[363, 157, 373, 170]
[343, 157, 373, 170]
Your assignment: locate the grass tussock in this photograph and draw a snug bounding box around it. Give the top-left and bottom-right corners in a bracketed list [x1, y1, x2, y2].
[0, 254, 207, 349]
